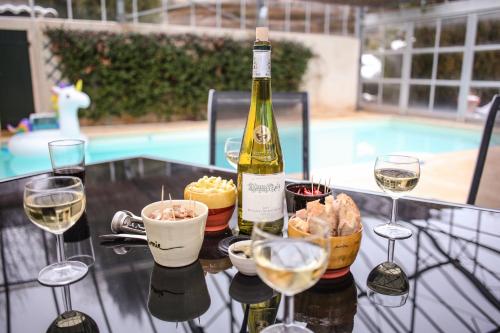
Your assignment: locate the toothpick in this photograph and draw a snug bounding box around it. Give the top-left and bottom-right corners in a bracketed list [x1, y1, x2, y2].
[169, 193, 175, 221]
[189, 192, 195, 217]
[161, 185, 164, 202]
[311, 175, 314, 193]
[317, 178, 321, 193]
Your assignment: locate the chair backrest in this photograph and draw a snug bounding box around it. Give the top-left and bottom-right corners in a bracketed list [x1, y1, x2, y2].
[208, 90, 309, 179]
[467, 95, 500, 209]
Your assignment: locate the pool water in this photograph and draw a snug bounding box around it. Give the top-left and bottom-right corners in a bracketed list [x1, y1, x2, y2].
[0, 119, 483, 180]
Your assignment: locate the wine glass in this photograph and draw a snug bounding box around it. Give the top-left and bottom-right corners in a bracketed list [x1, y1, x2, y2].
[366, 239, 409, 307]
[224, 137, 241, 169]
[251, 218, 331, 333]
[24, 176, 88, 286]
[373, 155, 420, 240]
[48, 139, 86, 183]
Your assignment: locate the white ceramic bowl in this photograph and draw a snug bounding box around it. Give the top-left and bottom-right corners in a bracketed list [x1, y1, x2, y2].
[142, 200, 208, 267]
[228, 240, 256, 276]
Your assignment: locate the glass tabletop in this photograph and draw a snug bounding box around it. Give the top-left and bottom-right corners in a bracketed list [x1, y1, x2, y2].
[0, 157, 499, 333]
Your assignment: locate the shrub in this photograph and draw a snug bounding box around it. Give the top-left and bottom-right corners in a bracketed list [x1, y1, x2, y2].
[45, 29, 313, 121]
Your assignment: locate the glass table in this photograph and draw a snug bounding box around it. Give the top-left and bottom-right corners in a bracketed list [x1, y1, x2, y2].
[0, 157, 498, 332]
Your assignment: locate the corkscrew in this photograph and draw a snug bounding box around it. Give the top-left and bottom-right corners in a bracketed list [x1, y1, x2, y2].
[111, 210, 146, 235]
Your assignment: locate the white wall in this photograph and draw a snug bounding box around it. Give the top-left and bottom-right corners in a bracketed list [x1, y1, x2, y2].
[0, 17, 360, 116]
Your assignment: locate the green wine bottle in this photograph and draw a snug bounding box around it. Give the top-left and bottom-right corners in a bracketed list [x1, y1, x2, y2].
[237, 27, 285, 235]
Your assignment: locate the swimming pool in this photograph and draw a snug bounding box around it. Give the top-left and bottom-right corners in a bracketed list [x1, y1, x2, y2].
[0, 119, 483, 180]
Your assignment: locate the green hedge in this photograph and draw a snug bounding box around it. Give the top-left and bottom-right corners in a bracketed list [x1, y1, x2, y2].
[45, 29, 313, 121]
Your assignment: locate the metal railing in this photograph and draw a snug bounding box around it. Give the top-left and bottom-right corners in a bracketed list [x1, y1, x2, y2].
[24, 0, 357, 36]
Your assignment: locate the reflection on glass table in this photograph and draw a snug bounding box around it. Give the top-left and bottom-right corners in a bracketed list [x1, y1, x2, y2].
[230, 273, 281, 333]
[46, 285, 99, 333]
[295, 272, 357, 333]
[64, 212, 95, 267]
[366, 239, 409, 308]
[199, 228, 234, 274]
[147, 261, 210, 323]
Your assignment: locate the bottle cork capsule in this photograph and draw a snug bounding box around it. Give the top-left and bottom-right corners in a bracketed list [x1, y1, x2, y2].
[256, 27, 269, 41]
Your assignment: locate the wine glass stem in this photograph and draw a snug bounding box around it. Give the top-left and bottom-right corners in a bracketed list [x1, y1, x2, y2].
[284, 295, 294, 327]
[387, 239, 395, 263]
[56, 234, 73, 312]
[390, 198, 398, 225]
[56, 234, 65, 263]
[61, 285, 72, 312]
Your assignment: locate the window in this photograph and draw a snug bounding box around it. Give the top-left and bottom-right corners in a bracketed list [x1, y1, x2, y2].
[384, 54, 403, 78]
[409, 85, 430, 108]
[469, 87, 500, 107]
[413, 21, 436, 48]
[476, 12, 500, 45]
[473, 50, 500, 81]
[437, 53, 463, 80]
[434, 86, 459, 112]
[382, 84, 400, 105]
[385, 25, 406, 50]
[440, 17, 466, 46]
[360, 7, 500, 116]
[364, 26, 383, 51]
[411, 54, 433, 78]
[362, 83, 379, 103]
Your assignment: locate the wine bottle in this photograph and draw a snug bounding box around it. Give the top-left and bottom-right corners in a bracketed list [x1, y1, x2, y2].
[237, 27, 285, 235]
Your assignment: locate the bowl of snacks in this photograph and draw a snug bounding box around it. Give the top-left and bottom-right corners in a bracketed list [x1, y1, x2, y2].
[285, 182, 332, 216]
[288, 193, 362, 279]
[185, 176, 237, 233]
[228, 240, 256, 276]
[142, 200, 208, 267]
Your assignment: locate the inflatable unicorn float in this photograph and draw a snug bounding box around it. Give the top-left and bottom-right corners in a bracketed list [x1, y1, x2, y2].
[8, 80, 90, 156]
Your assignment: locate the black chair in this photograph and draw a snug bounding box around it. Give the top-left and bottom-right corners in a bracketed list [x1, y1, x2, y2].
[208, 90, 309, 179]
[467, 95, 500, 209]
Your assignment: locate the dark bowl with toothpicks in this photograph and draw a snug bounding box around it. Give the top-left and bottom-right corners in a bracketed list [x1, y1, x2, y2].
[285, 182, 332, 216]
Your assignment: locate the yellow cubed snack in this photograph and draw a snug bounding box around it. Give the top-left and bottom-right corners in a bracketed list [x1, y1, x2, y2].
[184, 176, 237, 209]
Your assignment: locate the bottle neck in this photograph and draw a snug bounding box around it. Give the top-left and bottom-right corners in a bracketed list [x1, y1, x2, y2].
[251, 42, 272, 101]
[251, 78, 271, 102]
[252, 42, 271, 79]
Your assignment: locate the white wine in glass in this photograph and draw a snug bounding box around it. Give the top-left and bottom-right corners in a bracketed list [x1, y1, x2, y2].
[24, 176, 88, 286]
[24, 191, 85, 234]
[224, 137, 241, 169]
[253, 239, 328, 296]
[373, 155, 420, 240]
[252, 218, 330, 333]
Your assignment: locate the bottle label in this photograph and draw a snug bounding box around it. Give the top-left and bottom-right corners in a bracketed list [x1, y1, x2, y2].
[242, 172, 285, 222]
[254, 125, 271, 144]
[252, 50, 271, 78]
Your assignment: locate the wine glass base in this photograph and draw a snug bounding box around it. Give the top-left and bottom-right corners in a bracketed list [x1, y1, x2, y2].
[261, 324, 313, 333]
[373, 224, 412, 240]
[67, 254, 95, 267]
[38, 261, 88, 286]
[367, 289, 409, 307]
